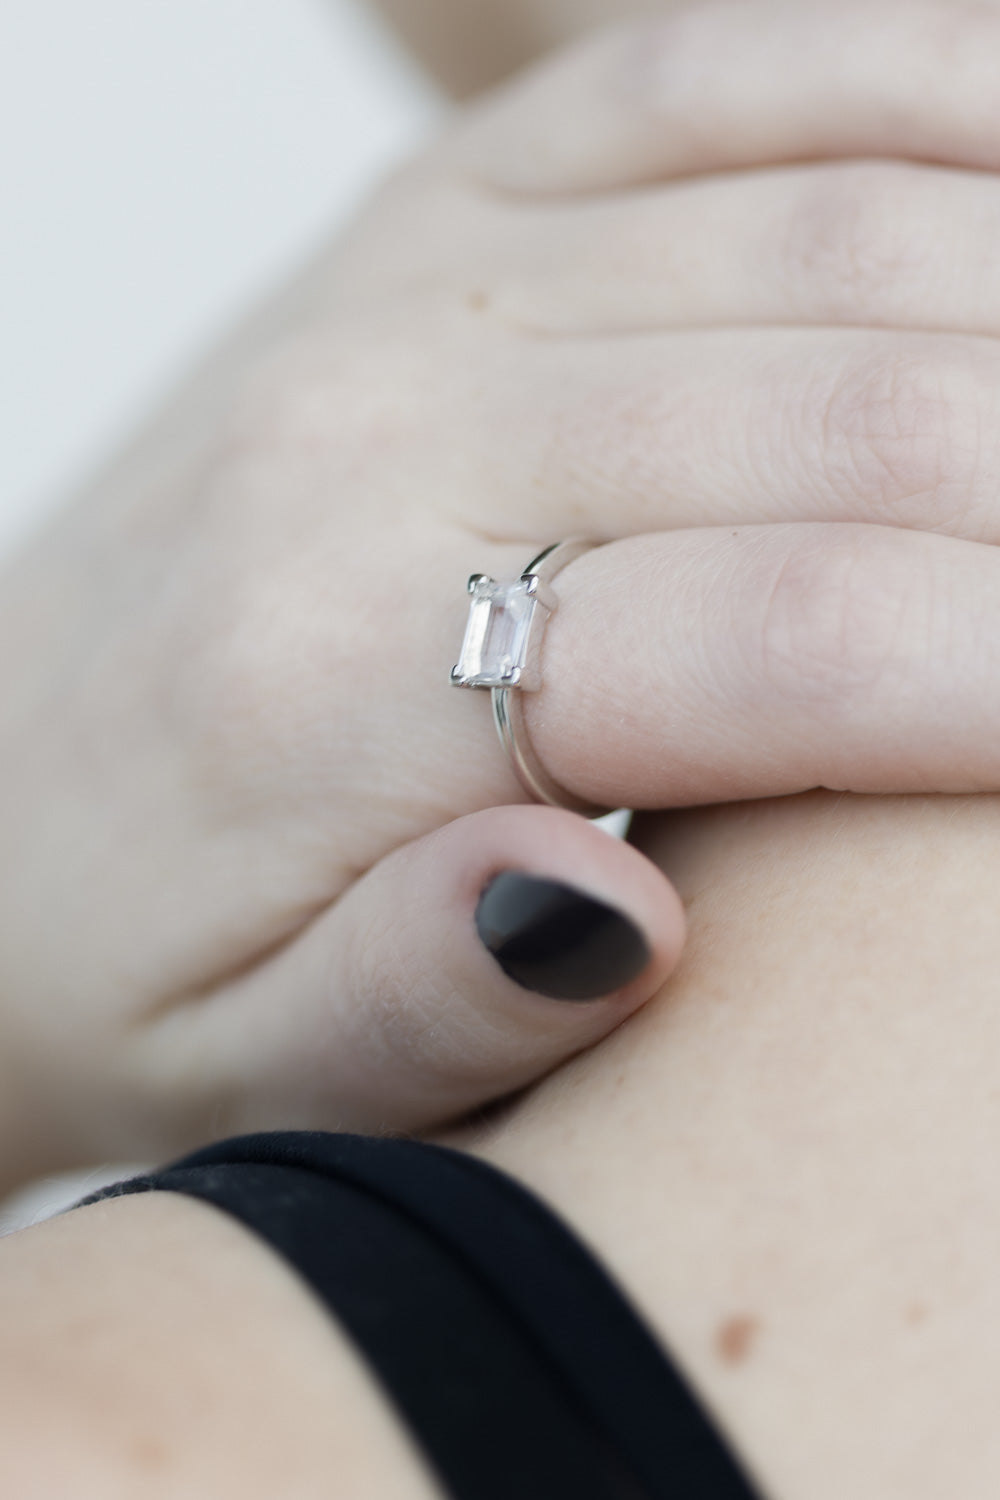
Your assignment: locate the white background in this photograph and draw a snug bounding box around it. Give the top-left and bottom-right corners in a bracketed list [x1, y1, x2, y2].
[0, 0, 443, 555]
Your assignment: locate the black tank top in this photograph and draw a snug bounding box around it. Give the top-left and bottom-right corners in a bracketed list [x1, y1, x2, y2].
[84, 1132, 762, 1500]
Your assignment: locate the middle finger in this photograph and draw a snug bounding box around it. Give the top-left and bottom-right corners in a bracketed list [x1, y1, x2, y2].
[481, 159, 1000, 338]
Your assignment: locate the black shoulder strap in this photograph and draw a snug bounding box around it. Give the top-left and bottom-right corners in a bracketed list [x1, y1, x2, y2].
[86, 1132, 762, 1500]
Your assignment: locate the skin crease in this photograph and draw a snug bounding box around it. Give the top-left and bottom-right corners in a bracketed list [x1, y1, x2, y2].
[14, 0, 1000, 1196]
[10, 2, 1000, 1490]
[4, 791, 1000, 1496]
[25, 0, 1000, 1191]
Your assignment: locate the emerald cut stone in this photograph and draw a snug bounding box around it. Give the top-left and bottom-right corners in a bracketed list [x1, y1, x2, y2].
[452, 575, 539, 689]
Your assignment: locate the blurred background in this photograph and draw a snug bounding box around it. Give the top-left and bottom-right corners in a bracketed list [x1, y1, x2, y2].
[0, 0, 445, 557]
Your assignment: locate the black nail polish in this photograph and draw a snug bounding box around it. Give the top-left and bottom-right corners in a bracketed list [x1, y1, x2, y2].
[475, 873, 652, 1002]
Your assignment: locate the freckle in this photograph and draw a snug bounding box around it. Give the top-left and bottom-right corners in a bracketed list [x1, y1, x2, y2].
[467, 289, 491, 312]
[716, 1315, 760, 1366]
[131, 1436, 169, 1471]
[906, 1301, 928, 1327]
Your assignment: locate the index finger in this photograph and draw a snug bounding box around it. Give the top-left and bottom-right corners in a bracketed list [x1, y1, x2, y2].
[448, 0, 1000, 195]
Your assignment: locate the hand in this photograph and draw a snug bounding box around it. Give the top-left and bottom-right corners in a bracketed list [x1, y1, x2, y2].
[4, 0, 1000, 1181]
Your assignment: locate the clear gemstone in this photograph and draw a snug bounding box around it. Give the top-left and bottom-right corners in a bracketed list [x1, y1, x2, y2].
[453, 577, 538, 688]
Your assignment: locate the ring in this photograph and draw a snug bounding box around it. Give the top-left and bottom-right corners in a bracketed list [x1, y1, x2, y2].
[451, 539, 614, 818]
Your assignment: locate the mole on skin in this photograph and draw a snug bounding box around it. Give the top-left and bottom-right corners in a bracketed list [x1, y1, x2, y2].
[716, 1315, 760, 1366]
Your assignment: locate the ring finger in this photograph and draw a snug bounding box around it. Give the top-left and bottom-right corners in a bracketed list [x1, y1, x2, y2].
[517, 522, 1000, 810]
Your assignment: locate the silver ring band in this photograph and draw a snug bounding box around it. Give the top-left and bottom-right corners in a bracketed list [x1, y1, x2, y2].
[452, 539, 614, 819]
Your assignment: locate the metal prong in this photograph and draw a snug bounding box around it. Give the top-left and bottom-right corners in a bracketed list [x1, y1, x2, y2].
[499, 666, 522, 687]
[521, 575, 557, 611]
[467, 573, 490, 595]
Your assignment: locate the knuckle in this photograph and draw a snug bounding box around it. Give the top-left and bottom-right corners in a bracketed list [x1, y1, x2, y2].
[350, 925, 482, 1088]
[918, 0, 1000, 60]
[808, 343, 1000, 535]
[173, 339, 428, 792]
[782, 162, 929, 320]
[755, 530, 921, 703]
[231, 330, 432, 469]
[628, 2, 746, 107]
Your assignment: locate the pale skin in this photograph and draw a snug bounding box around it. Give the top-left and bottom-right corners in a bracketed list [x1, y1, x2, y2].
[4, 791, 1000, 1497]
[7, 2, 1000, 1489]
[7, 0, 1000, 1193]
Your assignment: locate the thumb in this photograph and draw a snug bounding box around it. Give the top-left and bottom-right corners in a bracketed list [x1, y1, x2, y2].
[140, 806, 685, 1144]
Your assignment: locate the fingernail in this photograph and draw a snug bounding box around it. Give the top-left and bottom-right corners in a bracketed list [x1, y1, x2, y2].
[475, 873, 652, 1002]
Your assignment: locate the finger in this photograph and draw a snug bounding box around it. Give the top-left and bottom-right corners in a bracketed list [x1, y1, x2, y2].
[524, 523, 1000, 810]
[496, 160, 1000, 339]
[450, 0, 1000, 195]
[462, 326, 1000, 544]
[133, 806, 684, 1142]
